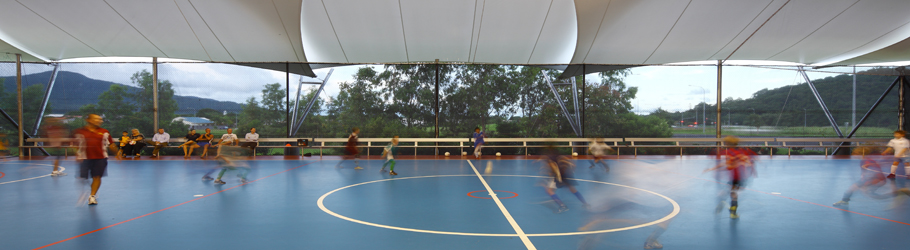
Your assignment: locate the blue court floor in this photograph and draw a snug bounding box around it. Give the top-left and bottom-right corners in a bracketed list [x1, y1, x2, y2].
[1, 156, 909, 249]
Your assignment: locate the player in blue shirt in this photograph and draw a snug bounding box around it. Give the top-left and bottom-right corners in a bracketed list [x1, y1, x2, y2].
[472, 127, 485, 159]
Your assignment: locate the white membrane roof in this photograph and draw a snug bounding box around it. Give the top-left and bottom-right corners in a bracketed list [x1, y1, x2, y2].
[1, 0, 909, 69]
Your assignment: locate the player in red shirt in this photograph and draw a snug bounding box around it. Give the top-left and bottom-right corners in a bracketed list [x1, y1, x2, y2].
[336, 127, 362, 170]
[73, 114, 115, 205]
[705, 136, 756, 219]
[833, 147, 887, 207]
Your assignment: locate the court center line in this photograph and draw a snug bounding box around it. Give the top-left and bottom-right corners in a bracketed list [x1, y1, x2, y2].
[467, 160, 537, 250]
[32, 161, 319, 250]
[635, 161, 910, 226]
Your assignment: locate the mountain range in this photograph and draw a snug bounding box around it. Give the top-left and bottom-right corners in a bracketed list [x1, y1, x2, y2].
[1, 71, 242, 115]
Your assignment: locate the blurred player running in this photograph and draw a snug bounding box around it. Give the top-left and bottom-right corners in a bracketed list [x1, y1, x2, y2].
[587, 138, 612, 171]
[380, 136, 399, 175]
[337, 127, 362, 169]
[212, 145, 250, 185]
[540, 145, 589, 213]
[73, 114, 116, 205]
[834, 147, 888, 207]
[704, 136, 756, 219]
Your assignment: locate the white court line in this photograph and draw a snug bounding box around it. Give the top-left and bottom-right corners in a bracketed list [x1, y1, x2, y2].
[0, 163, 59, 185]
[467, 160, 537, 250]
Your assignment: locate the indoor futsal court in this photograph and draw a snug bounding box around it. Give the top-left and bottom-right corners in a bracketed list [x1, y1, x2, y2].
[5, 1, 910, 249]
[1, 156, 908, 250]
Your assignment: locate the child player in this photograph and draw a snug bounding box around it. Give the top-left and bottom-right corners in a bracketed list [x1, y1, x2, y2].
[337, 127, 362, 169]
[704, 136, 756, 219]
[883, 130, 910, 179]
[380, 136, 400, 175]
[540, 145, 589, 213]
[472, 127, 485, 159]
[117, 131, 129, 159]
[587, 138, 612, 171]
[833, 147, 887, 207]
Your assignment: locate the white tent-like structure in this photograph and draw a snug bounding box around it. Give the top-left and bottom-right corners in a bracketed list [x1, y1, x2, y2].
[0, 0, 909, 71]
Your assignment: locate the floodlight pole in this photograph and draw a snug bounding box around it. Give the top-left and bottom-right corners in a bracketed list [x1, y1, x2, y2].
[16, 54, 23, 156]
[852, 66, 856, 129]
[716, 60, 722, 139]
[152, 57, 159, 131]
[582, 64, 586, 138]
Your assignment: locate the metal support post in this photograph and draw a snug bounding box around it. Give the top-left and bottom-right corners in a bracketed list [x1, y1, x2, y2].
[581, 64, 586, 138]
[543, 74, 581, 136]
[832, 76, 901, 155]
[16, 54, 23, 156]
[799, 66, 844, 137]
[440, 59, 444, 155]
[716, 60, 722, 138]
[152, 57, 159, 131]
[286, 62, 290, 137]
[291, 69, 333, 135]
[0, 107, 47, 155]
[902, 76, 906, 130]
[32, 63, 59, 136]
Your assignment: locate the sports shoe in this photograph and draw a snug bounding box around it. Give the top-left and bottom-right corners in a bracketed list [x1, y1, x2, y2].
[730, 213, 739, 219]
[88, 196, 98, 205]
[557, 205, 569, 213]
[888, 173, 896, 179]
[214, 180, 226, 185]
[202, 176, 214, 181]
[240, 178, 249, 184]
[833, 200, 849, 207]
[582, 204, 591, 211]
[390, 171, 398, 176]
[51, 171, 59, 176]
[644, 240, 663, 249]
[354, 166, 363, 170]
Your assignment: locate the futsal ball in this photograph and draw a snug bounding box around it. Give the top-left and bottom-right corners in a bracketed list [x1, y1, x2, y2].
[496, 152, 501, 157]
[462, 152, 468, 156]
[444, 152, 450, 156]
[572, 152, 578, 157]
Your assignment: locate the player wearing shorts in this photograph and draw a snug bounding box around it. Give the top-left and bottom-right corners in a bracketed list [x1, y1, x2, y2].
[834, 147, 887, 207]
[705, 136, 755, 219]
[179, 129, 201, 159]
[472, 127, 485, 159]
[380, 136, 400, 175]
[540, 146, 589, 213]
[197, 128, 214, 159]
[73, 114, 115, 205]
[883, 130, 910, 179]
[212, 145, 250, 184]
[337, 127, 361, 169]
[587, 138, 612, 171]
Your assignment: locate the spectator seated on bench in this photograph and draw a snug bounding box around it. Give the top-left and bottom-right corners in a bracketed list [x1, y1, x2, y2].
[241, 128, 259, 155]
[151, 128, 170, 157]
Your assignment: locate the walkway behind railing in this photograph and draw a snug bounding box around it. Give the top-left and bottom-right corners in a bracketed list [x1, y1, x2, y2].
[24, 137, 891, 157]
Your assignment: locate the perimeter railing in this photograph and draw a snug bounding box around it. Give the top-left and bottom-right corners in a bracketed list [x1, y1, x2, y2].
[23, 137, 891, 157]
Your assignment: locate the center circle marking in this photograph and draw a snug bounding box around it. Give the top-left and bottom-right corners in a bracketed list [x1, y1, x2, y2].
[467, 190, 518, 199]
[317, 174, 680, 237]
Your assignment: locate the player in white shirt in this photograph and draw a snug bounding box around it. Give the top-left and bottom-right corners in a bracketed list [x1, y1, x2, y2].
[215, 128, 238, 157]
[587, 138, 612, 171]
[883, 130, 910, 179]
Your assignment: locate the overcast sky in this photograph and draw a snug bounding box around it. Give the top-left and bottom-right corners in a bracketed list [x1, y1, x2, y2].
[0, 62, 864, 115]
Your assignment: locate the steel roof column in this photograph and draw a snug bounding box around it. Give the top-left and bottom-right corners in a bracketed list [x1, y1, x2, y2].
[152, 57, 159, 131]
[716, 60, 722, 139]
[16, 54, 23, 156]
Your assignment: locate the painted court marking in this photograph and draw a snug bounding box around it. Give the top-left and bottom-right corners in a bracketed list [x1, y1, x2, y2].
[467, 190, 518, 199]
[32, 161, 319, 250]
[0, 163, 58, 185]
[467, 160, 536, 250]
[316, 175, 680, 237]
[637, 160, 910, 226]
